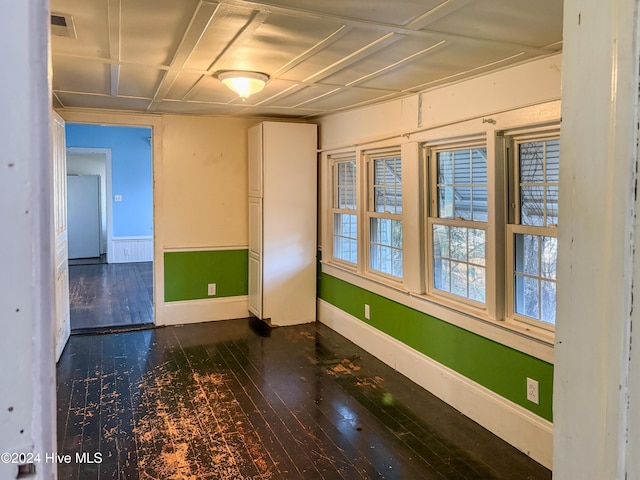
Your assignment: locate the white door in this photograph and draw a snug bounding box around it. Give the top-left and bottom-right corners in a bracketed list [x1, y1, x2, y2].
[67, 175, 101, 259]
[248, 197, 262, 317]
[52, 111, 71, 361]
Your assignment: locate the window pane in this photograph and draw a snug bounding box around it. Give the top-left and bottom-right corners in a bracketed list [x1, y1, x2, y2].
[374, 187, 386, 213]
[334, 213, 357, 263]
[438, 152, 453, 184]
[520, 186, 545, 226]
[338, 161, 356, 185]
[468, 265, 486, 303]
[437, 147, 487, 221]
[370, 217, 402, 278]
[541, 281, 557, 325]
[451, 261, 468, 297]
[514, 233, 557, 324]
[513, 136, 559, 327]
[518, 138, 560, 227]
[390, 220, 402, 248]
[370, 243, 381, 271]
[438, 186, 454, 219]
[395, 188, 403, 214]
[546, 186, 558, 226]
[545, 139, 560, 183]
[472, 149, 488, 183]
[519, 142, 544, 183]
[433, 224, 449, 258]
[515, 234, 539, 276]
[450, 227, 468, 262]
[432, 224, 486, 304]
[338, 186, 356, 209]
[468, 228, 486, 266]
[454, 150, 471, 184]
[337, 161, 356, 209]
[540, 236, 557, 280]
[373, 157, 402, 214]
[454, 186, 471, 220]
[471, 187, 488, 222]
[392, 246, 403, 278]
[334, 213, 356, 237]
[515, 275, 539, 319]
[434, 258, 450, 292]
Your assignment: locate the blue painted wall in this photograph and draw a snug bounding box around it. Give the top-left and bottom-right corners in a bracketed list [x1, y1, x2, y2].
[66, 124, 153, 237]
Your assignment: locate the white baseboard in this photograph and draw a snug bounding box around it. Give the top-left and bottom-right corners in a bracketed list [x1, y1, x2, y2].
[160, 296, 249, 326]
[110, 236, 153, 263]
[317, 299, 553, 469]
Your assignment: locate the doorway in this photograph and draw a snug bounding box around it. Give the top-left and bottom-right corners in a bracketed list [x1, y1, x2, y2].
[65, 124, 154, 332]
[66, 147, 111, 264]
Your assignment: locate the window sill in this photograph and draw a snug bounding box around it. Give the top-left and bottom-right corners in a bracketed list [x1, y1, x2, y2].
[320, 261, 554, 364]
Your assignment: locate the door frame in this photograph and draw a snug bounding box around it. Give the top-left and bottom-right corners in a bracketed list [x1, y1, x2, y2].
[67, 147, 113, 262]
[59, 111, 164, 326]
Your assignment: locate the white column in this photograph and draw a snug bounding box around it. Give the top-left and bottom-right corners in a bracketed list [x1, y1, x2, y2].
[0, 0, 57, 479]
[555, 0, 640, 478]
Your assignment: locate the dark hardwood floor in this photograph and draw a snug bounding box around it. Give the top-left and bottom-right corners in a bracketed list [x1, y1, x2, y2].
[56, 319, 551, 480]
[69, 261, 153, 331]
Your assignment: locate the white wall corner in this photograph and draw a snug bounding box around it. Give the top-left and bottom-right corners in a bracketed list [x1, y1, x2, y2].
[317, 299, 553, 469]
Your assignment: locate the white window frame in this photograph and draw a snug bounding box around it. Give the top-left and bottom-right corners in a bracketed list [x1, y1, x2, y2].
[365, 149, 404, 282]
[425, 140, 490, 310]
[506, 129, 560, 331]
[330, 154, 358, 269]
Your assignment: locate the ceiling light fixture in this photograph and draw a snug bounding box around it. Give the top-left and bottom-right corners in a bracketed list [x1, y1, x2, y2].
[217, 71, 270, 100]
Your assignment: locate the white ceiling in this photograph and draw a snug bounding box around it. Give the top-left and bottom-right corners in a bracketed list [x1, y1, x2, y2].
[50, 0, 563, 119]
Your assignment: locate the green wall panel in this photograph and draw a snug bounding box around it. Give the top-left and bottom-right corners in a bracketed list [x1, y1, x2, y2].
[164, 250, 248, 302]
[319, 272, 554, 421]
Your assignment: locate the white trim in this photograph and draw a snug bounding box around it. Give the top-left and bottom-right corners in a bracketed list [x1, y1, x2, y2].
[320, 100, 562, 155]
[111, 236, 153, 263]
[163, 244, 249, 253]
[160, 296, 249, 326]
[57, 110, 163, 325]
[321, 262, 554, 362]
[318, 299, 553, 469]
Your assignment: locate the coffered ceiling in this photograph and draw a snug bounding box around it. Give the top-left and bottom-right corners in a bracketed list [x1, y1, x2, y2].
[50, 0, 563, 118]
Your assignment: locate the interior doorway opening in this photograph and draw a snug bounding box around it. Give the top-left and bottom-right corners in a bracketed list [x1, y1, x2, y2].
[65, 124, 154, 333]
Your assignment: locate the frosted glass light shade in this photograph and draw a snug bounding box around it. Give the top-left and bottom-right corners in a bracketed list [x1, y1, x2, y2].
[218, 71, 269, 99]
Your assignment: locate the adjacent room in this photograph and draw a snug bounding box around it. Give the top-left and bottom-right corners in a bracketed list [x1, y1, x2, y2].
[65, 123, 154, 332]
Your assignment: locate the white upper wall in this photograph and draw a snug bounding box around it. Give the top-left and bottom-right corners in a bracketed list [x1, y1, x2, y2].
[161, 115, 255, 249]
[318, 54, 562, 149]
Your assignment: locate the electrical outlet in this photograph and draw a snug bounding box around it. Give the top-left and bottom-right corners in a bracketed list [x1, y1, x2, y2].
[208, 283, 216, 296]
[364, 304, 370, 320]
[114, 194, 122, 202]
[526, 377, 539, 405]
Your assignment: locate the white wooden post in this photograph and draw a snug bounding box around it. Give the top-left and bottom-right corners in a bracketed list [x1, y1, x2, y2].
[555, 0, 640, 478]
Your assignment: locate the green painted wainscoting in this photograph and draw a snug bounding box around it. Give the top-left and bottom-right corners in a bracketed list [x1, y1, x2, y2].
[164, 250, 248, 302]
[318, 272, 554, 421]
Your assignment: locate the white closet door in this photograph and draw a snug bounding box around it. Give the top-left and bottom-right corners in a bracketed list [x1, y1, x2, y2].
[248, 254, 262, 318]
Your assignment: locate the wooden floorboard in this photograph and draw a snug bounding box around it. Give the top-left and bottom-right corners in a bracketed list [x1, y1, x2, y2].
[57, 319, 552, 480]
[69, 262, 153, 331]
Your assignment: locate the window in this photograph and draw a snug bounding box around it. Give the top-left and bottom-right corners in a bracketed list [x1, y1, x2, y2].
[508, 135, 559, 328]
[332, 158, 358, 264]
[429, 146, 488, 304]
[367, 153, 403, 278]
